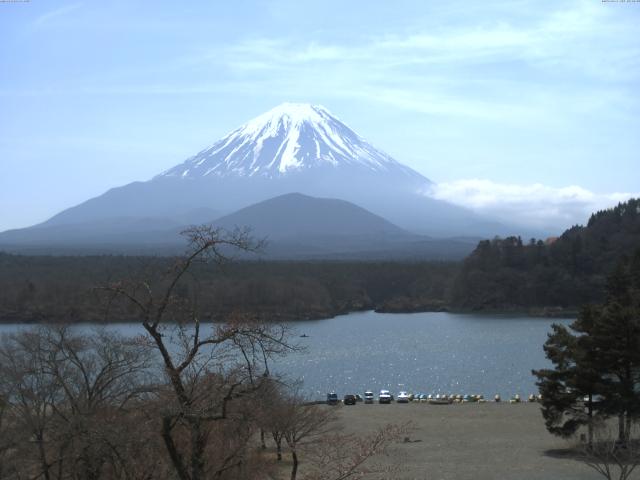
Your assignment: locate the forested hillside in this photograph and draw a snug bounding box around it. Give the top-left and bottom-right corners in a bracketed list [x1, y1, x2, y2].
[0, 256, 456, 323]
[451, 198, 640, 311]
[3, 199, 639, 322]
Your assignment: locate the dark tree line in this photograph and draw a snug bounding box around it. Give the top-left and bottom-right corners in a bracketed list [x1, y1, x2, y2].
[0, 255, 457, 324]
[452, 198, 640, 311]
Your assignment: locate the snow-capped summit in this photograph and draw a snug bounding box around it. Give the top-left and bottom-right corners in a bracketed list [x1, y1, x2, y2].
[14, 102, 514, 243]
[160, 103, 426, 181]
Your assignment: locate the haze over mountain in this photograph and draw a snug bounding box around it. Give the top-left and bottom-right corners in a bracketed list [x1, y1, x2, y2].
[0, 103, 526, 253]
[0, 192, 479, 259]
[214, 192, 406, 239]
[211, 193, 478, 260]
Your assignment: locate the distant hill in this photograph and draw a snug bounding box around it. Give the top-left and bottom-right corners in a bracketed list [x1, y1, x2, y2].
[213, 192, 406, 239]
[451, 198, 640, 310]
[0, 193, 478, 260]
[212, 193, 477, 260]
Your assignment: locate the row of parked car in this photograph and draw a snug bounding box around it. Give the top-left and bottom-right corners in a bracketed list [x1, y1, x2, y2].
[327, 391, 543, 405]
[326, 389, 410, 405]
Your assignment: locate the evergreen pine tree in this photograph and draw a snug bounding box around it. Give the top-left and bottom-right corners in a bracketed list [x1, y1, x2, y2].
[534, 309, 603, 444]
[534, 251, 640, 445]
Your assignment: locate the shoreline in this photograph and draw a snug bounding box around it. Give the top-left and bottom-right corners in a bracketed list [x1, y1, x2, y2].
[0, 305, 578, 325]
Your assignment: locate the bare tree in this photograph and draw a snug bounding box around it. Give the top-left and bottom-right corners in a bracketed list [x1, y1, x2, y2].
[252, 379, 288, 461]
[0, 393, 7, 478]
[250, 379, 409, 480]
[1, 225, 408, 480]
[0, 326, 155, 480]
[100, 226, 295, 480]
[40, 327, 155, 480]
[303, 423, 410, 480]
[579, 424, 640, 480]
[0, 328, 65, 480]
[279, 398, 337, 480]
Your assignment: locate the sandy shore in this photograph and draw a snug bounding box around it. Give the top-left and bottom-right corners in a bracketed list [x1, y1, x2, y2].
[327, 402, 602, 480]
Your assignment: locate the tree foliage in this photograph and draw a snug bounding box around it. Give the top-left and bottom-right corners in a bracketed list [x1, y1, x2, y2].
[453, 198, 640, 310]
[533, 248, 640, 444]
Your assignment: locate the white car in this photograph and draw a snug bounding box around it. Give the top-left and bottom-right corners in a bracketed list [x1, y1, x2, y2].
[378, 389, 392, 404]
[397, 391, 410, 403]
[364, 391, 375, 404]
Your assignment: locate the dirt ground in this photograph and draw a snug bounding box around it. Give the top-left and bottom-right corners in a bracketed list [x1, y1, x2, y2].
[322, 402, 605, 480]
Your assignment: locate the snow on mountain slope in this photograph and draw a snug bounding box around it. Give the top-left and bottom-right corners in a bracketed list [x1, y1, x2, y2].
[159, 103, 428, 182]
[3, 102, 524, 242]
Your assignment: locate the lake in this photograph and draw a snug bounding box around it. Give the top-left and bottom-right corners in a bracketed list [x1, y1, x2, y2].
[0, 311, 572, 400]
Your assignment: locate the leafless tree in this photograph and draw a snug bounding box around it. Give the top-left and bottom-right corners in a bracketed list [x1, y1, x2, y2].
[253, 382, 409, 480]
[41, 327, 155, 480]
[0, 326, 155, 480]
[0, 328, 66, 480]
[0, 393, 7, 478]
[578, 424, 640, 480]
[1, 225, 409, 480]
[303, 422, 410, 480]
[252, 378, 287, 461]
[278, 397, 337, 480]
[100, 225, 295, 480]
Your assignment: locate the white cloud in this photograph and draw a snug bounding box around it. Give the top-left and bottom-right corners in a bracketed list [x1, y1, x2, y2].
[224, 1, 638, 79]
[32, 3, 83, 28]
[428, 179, 640, 233]
[204, 0, 638, 128]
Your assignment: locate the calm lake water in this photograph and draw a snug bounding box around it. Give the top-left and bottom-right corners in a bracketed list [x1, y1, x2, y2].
[0, 311, 571, 400]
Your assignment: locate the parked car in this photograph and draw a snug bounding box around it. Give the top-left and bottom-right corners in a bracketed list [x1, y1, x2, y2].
[378, 389, 392, 404]
[397, 391, 410, 403]
[343, 394, 357, 405]
[354, 394, 363, 402]
[326, 392, 339, 405]
[364, 391, 374, 404]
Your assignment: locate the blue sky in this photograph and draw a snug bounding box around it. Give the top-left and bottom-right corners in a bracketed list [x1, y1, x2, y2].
[1, 0, 639, 231]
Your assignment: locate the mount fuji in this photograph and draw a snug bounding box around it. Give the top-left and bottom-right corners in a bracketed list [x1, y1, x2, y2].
[0, 103, 515, 254]
[161, 103, 425, 182]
